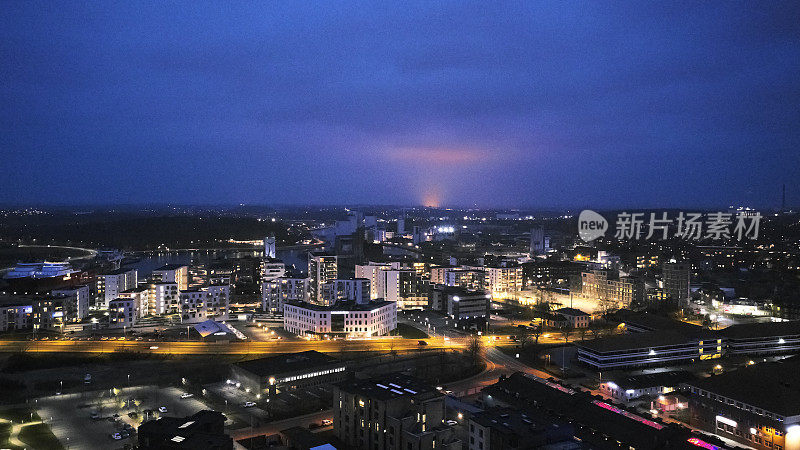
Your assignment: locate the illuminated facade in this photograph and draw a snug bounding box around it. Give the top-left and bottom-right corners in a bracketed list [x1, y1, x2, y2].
[309, 253, 338, 304]
[485, 265, 522, 300]
[283, 301, 396, 337]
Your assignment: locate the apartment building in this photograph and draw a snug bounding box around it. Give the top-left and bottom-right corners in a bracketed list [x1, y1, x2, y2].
[151, 264, 189, 291]
[283, 301, 397, 337]
[96, 268, 138, 307]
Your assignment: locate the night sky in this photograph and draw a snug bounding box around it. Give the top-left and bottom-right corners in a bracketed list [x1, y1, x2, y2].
[2, 2, 799, 208]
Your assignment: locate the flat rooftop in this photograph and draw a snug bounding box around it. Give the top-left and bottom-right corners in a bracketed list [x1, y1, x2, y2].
[336, 373, 439, 401]
[154, 264, 187, 271]
[285, 300, 395, 312]
[721, 320, 800, 339]
[577, 330, 697, 353]
[685, 358, 800, 416]
[234, 350, 340, 377]
[606, 370, 696, 390]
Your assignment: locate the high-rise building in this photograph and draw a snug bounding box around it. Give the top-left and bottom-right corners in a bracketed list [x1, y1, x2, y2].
[262, 277, 308, 313]
[485, 264, 522, 300]
[260, 258, 286, 282]
[662, 261, 690, 306]
[308, 253, 338, 305]
[355, 262, 393, 300]
[51, 285, 90, 321]
[381, 269, 428, 310]
[530, 227, 545, 255]
[322, 278, 371, 305]
[579, 270, 633, 311]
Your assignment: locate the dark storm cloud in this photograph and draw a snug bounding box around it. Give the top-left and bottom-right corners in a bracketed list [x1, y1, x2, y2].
[1, 1, 799, 207]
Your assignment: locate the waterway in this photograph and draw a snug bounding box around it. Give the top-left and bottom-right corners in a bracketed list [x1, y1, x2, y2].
[121, 248, 309, 277]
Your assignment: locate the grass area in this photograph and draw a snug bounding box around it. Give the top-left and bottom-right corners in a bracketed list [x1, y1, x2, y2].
[17, 424, 64, 450]
[0, 408, 62, 450]
[396, 323, 429, 339]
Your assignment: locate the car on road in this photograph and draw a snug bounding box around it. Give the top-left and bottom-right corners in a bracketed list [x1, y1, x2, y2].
[158, 406, 168, 413]
[180, 393, 194, 399]
[110, 432, 122, 440]
[321, 419, 333, 426]
[446, 420, 458, 426]
[242, 401, 257, 408]
[149, 345, 159, 350]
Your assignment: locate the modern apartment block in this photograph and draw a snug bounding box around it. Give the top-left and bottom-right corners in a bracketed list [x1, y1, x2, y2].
[260, 258, 286, 282]
[262, 276, 308, 313]
[51, 285, 90, 321]
[485, 264, 522, 300]
[96, 268, 138, 307]
[333, 374, 461, 450]
[578, 269, 633, 310]
[381, 269, 428, 310]
[151, 264, 189, 291]
[108, 298, 136, 328]
[355, 262, 392, 300]
[322, 278, 371, 305]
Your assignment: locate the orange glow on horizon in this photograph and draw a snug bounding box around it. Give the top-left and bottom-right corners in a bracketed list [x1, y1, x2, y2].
[388, 147, 486, 164]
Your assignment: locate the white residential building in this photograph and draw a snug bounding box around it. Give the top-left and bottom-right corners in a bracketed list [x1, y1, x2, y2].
[355, 262, 392, 300]
[260, 258, 286, 282]
[308, 253, 338, 304]
[108, 298, 136, 328]
[147, 282, 180, 316]
[151, 264, 189, 291]
[51, 285, 90, 320]
[97, 268, 138, 307]
[485, 265, 522, 300]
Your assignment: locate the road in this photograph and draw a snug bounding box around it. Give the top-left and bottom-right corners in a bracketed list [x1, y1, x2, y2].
[0, 337, 460, 355]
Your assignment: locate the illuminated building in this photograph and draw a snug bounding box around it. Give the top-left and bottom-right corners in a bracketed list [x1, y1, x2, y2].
[259, 258, 285, 282]
[334, 374, 460, 450]
[231, 350, 346, 397]
[261, 276, 308, 313]
[96, 268, 138, 307]
[147, 282, 179, 315]
[380, 269, 428, 310]
[308, 252, 337, 305]
[151, 264, 189, 291]
[686, 359, 800, 450]
[485, 264, 522, 300]
[51, 285, 90, 320]
[599, 371, 694, 402]
[578, 269, 632, 310]
[0, 298, 33, 331]
[355, 262, 393, 299]
[283, 301, 396, 337]
[444, 268, 485, 291]
[263, 235, 276, 259]
[138, 410, 232, 450]
[321, 278, 371, 305]
[108, 298, 136, 328]
[468, 407, 574, 450]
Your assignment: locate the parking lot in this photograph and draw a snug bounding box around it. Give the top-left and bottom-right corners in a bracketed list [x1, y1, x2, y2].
[37, 385, 210, 450]
[208, 380, 333, 425]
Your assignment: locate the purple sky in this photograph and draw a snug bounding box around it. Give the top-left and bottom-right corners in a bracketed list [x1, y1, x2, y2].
[2, 2, 799, 208]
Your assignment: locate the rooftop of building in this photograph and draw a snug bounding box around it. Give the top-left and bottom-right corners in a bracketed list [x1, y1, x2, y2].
[234, 350, 340, 377]
[685, 358, 800, 416]
[470, 407, 570, 438]
[604, 370, 696, 390]
[154, 264, 188, 271]
[335, 373, 440, 401]
[137, 410, 230, 449]
[610, 309, 713, 338]
[102, 267, 137, 275]
[720, 320, 800, 339]
[0, 295, 34, 307]
[484, 373, 697, 449]
[576, 330, 698, 353]
[554, 307, 589, 317]
[120, 286, 148, 293]
[284, 300, 395, 312]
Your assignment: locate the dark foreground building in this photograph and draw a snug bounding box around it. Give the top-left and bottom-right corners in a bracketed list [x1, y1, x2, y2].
[138, 410, 232, 450]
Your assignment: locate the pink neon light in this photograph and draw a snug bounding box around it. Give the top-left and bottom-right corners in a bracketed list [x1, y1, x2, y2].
[592, 400, 665, 430]
[687, 437, 721, 450]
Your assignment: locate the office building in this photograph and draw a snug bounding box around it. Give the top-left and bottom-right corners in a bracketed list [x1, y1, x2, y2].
[96, 268, 138, 307]
[429, 286, 490, 320]
[231, 350, 347, 396]
[333, 373, 461, 450]
[283, 301, 397, 337]
[308, 253, 337, 305]
[138, 410, 232, 450]
[444, 269, 485, 291]
[152, 264, 189, 291]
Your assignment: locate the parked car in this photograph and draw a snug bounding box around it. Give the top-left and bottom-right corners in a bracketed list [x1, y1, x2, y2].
[242, 401, 256, 408]
[180, 393, 194, 399]
[84, 373, 92, 384]
[89, 412, 101, 420]
[321, 419, 333, 426]
[110, 432, 122, 440]
[158, 406, 168, 413]
[446, 420, 458, 426]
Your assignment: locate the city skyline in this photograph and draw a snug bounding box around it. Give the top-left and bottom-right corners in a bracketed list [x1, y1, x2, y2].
[2, 2, 799, 208]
